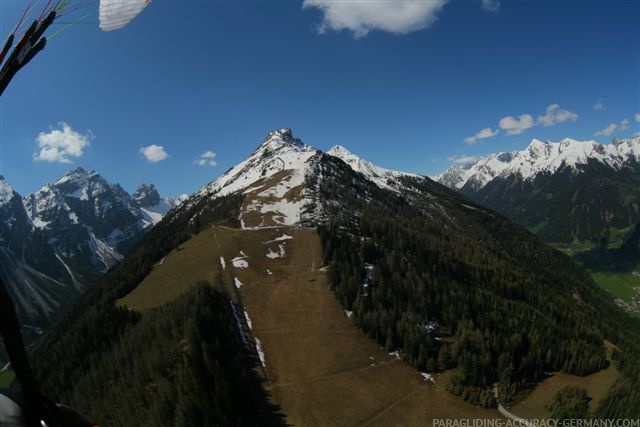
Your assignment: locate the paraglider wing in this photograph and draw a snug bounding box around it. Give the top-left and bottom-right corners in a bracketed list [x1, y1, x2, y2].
[99, 0, 150, 32]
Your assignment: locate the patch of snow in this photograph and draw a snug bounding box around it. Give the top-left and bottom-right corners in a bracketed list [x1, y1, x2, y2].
[344, 310, 353, 318]
[244, 310, 253, 330]
[67, 186, 89, 201]
[234, 277, 244, 289]
[266, 269, 273, 275]
[266, 244, 286, 259]
[265, 234, 294, 243]
[255, 337, 266, 368]
[328, 145, 421, 192]
[32, 217, 49, 230]
[86, 233, 123, 270]
[232, 257, 249, 268]
[421, 372, 436, 384]
[140, 207, 164, 225]
[220, 256, 226, 270]
[55, 254, 84, 292]
[425, 321, 439, 333]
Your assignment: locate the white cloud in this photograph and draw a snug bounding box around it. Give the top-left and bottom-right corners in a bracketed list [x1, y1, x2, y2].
[139, 145, 169, 163]
[593, 99, 605, 110]
[33, 122, 92, 164]
[498, 114, 535, 135]
[619, 118, 629, 132]
[635, 113, 640, 123]
[194, 150, 218, 167]
[481, 0, 500, 13]
[448, 155, 480, 165]
[595, 118, 631, 137]
[537, 104, 578, 127]
[595, 123, 617, 137]
[464, 127, 499, 144]
[302, 0, 448, 38]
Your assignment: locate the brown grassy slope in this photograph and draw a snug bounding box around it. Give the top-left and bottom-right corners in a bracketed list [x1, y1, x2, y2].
[119, 225, 503, 425]
[118, 224, 621, 425]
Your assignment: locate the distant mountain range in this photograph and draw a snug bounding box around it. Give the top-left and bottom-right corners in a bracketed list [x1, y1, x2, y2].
[0, 168, 183, 324]
[435, 137, 640, 247]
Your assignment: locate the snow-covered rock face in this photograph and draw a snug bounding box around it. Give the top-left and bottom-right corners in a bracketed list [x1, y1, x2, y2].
[0, 176, 19, 206]
[25, 168, 138, 238]
[196, 128, 317, 199]
[435, 136, 640, 190]
[0, 176, 32, 238]
[0, 170, 178, 324]
[327, 145, 420, 191]
[185, 129, 429, 229]
[132, 183, 161, 207]
[131, 183, 184, 227]
[193, 128, 319, 227]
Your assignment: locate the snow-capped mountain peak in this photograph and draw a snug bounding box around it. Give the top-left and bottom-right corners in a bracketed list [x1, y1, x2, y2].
[261, 128, 305, 149]
[186, 130, 430, 229]
[196, 128, 318, 201]
[0, 175, 19, 206]
[55, 166, 94, 184]
[436, 136, 640, 190]
[132, 183, 161, 207]
[133, 183, 183, 226]
[327, 144, 420, 190]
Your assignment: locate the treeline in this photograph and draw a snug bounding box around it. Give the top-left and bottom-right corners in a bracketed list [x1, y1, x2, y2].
[30, 193, 286, 424]
[595, 341, 640, 418]
[313, 154, 638, 411]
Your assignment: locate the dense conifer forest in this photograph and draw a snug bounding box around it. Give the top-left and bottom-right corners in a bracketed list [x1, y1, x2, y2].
[546, 386, 591, 420]
[313, 154, 640, 415]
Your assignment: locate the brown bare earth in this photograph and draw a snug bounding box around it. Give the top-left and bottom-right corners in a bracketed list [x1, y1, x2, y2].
[120, 225, 505, 426]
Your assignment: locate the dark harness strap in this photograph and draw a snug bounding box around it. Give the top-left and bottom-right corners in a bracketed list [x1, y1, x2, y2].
[0, 277, 63, 426]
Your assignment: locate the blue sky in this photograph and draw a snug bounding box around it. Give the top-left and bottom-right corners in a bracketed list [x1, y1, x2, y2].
[0, 0, 638, 197]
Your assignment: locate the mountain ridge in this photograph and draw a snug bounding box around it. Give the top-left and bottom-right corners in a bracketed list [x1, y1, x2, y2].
[435, 136, 640, 191]
[434, 136, 640, 245]
[0, 169, 182, 324]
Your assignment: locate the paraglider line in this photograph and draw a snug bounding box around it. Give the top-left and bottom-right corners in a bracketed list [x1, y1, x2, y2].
[19, 0, 44, 32]
[13, 2, 33, 36]
[57, 1, 96, 20]
[38, 0, 55, 21]
[54, 0, 71, 12]
[47, 13, 92, 41]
